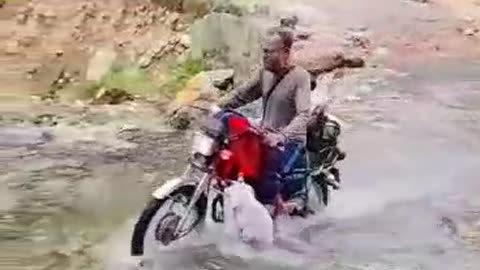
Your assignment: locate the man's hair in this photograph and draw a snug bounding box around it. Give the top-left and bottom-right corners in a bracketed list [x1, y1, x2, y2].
[265, 26, 294, 50]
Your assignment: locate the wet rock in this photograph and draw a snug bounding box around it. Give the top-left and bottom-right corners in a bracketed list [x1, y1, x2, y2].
[190, 13, 262, 82]
[294, 49, 345, 76]
[32, 114, 60, 127]
[168, 108, 192, 130]
[86, 46, 117, 81]
[345, 32, 371, 49]
[294, 39, 366, 77]
[167, 98, 214, 130]
[92, 88, 134, 105]
[296, 31, 312, 41]
[280, 15, 299, 29]
[0, 127, 54, 147]
[439, 217, 459, 235]
[182, 0, 211, 17]
[212, 71, 234, 91]
[343, 57, 365, 68]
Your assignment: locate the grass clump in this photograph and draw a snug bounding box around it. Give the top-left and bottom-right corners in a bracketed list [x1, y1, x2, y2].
[53, 64, 158, 104]
[42, 58, 206, 105]
[99, 64, 157, 96]
[161, 58, 205, 97]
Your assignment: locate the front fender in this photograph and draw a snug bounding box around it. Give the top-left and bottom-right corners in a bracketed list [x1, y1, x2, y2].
[151, 177, 197, 200]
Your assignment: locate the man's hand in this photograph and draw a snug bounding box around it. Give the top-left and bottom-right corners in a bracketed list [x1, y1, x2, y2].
[264, 131, 286, 148]
[209, 104, 222, 115]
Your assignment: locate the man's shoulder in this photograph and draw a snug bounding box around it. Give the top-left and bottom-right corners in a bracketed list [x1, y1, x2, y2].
[291, 65, 311, 80]
[260, 65, 309, 74]
[260, 66, 311, 82]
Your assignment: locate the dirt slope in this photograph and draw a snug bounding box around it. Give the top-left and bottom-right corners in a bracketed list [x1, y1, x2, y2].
[0, 0, 188, 98]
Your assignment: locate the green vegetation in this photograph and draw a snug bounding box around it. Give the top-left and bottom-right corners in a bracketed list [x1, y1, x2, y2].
[40, 58, 206, 104]
[48, 64, 157, 104]
[99, 64, 157, 96]
[160, 58, 205, 97]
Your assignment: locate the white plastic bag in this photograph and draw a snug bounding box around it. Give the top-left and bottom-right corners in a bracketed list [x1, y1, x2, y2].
[223, 181, 274, 248]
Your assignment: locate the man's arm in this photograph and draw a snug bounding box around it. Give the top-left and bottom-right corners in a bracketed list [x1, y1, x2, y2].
[218, 70, 263, 109]
[280, 69, 311, 139]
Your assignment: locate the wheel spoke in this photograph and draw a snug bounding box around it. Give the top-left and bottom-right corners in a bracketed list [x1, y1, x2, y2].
[154, 195, 200, 245]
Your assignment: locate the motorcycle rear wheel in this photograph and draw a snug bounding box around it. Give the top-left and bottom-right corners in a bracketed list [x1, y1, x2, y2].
[130, 185, 207, 257]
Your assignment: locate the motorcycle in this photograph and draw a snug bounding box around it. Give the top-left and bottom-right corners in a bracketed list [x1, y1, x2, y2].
[130, 106, 345, 258]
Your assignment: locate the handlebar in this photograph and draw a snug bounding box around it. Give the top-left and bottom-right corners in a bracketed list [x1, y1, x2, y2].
[189, 104, 292, 148]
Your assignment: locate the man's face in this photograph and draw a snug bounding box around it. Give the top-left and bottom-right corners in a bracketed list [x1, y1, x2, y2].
[262, 36, 289, 72]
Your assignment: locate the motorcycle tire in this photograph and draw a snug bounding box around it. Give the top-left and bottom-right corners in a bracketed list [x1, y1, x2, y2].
[130, 185, 207, 257]
[312, 175, 330, 206]
[211, 194, 224, 223]
[321, 182, 329, 206]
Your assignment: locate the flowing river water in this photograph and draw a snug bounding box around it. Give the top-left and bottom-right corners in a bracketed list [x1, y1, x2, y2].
[2, 1, 480, 270]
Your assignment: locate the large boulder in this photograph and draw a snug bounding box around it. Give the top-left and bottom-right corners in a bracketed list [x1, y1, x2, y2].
[291, 32, 346, 76]
[292, 35, 366, 82]
[174, 69, 233, 105]
[168, 69, 234, 129]
[189, 13, 262, 84]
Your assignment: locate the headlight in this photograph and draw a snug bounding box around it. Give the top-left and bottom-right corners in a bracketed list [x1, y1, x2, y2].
[191, 131, 217, 156]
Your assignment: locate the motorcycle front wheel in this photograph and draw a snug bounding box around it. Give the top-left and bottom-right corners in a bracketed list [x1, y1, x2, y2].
[130, 185, 207, 257]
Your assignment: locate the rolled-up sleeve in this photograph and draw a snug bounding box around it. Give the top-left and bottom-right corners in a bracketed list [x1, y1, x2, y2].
[218, 70, 263, 109]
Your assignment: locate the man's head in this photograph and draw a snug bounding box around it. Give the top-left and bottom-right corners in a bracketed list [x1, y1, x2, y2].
[262, 27, 294, 73]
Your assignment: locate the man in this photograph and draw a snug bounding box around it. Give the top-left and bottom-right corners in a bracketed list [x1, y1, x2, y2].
[217, 27, 312, 211]
[218, 27, 311, 147]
